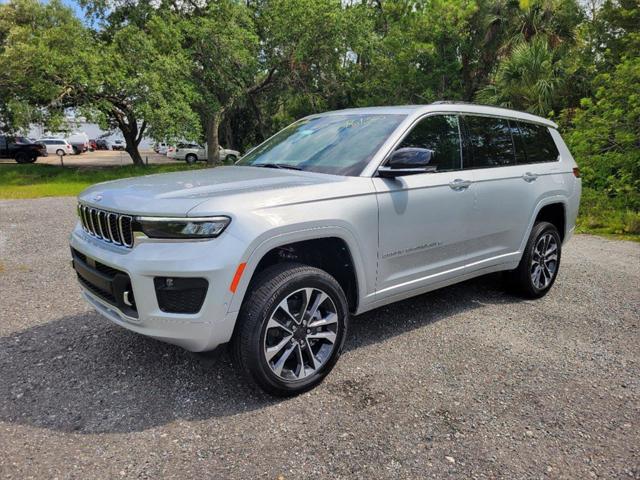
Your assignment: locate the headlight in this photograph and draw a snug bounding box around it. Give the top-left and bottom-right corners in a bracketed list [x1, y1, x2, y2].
[134, 216, 231, 239]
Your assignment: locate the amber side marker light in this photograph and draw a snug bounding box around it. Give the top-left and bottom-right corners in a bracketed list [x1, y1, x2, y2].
[230, 262, 247, 293]
[573, 167, 581, 178]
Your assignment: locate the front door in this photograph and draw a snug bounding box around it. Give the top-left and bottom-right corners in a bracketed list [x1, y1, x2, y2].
[373, 114, 475, 300]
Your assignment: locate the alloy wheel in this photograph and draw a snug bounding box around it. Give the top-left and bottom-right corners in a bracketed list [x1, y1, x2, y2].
[530, 233, 558, 289]
[263, 288, 339, 381]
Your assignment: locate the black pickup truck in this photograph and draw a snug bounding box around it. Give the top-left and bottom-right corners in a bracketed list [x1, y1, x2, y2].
[0, 135, 47, 163]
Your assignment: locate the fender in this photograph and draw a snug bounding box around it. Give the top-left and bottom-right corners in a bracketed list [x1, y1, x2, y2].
[226, 223, 373, 315]
[518, 195, 568, 255]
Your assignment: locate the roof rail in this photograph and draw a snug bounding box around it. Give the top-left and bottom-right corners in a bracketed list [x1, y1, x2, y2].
[432, 100, 489, 106]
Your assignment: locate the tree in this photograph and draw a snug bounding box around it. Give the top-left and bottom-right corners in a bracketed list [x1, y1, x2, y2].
[85, 16, 200, 164]
[475, 38, 563, 115]
[0, 0, 199, 165]
[176, 1, 264, 165]
[564, 56, 640, 210]
[0, 0, 94, 132]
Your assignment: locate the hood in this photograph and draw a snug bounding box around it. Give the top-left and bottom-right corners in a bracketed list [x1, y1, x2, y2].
[77, 166, 357, 216]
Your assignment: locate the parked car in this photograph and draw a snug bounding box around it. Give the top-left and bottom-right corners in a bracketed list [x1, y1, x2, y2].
[166, 145, 177, 159]
[0, 135, 47, 163]
[173, 143, 240, 164]
[67, 132, 90, 154]
[36, 138, 74, 156]
[88, 139, 97, 151]
[111, 140, 126, 151]
[95, 139, 109, 150]
[154, 142, 169, 154]
[70, 103, 581, 396]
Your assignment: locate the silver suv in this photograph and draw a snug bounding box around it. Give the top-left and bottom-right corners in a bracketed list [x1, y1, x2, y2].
[70, 103, 581, 395]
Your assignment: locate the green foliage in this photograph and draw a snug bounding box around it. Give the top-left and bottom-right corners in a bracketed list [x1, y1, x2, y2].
[577, 187, 640, 238]
[476, 38, 563, 115]
[563, 56, 640, 210]
[0, 0, 94, 131]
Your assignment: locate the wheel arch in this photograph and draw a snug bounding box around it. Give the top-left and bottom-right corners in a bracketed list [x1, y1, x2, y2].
[228, 227, 367, 315]
[519, 196, 568, 254]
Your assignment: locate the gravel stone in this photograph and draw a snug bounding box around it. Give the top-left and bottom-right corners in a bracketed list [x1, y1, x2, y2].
[0, 197, 639, 479]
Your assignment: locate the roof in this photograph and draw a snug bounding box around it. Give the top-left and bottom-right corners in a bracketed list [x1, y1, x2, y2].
[312, 102, 558, 128]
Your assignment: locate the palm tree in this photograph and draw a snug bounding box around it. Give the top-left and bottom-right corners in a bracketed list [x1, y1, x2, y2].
[475, 37, 562, 115]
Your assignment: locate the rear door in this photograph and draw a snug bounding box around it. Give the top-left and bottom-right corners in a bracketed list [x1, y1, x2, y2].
[461, 115, 559, 269]
[374, 114, 475, 299]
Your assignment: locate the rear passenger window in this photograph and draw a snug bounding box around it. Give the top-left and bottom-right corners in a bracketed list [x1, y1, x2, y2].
[517, 122, 559, 163]
[0, 136, 6, 149]
[463, 115, 515, 168]
[395, 114, 462, 172]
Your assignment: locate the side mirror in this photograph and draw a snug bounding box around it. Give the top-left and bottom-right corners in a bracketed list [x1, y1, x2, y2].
[378, 147, 437, 178]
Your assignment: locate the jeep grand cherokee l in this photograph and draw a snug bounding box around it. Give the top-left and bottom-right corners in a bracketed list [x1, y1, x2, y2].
[70, 103, 581, 396]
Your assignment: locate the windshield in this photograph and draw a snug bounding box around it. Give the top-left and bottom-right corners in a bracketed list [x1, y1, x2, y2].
[237, 113, 406, 176]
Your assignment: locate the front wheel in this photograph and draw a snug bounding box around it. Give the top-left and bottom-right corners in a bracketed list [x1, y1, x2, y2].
[225, 154, 238, 163]
[508, 221, 562, 298]
[232, 263, 349, 396]
[185, 153, 198, 164]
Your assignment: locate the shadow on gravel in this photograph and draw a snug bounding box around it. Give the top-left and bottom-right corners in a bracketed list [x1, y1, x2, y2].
[0, 273, 521, 434]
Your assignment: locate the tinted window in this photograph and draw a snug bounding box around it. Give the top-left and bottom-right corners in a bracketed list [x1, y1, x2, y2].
[0, 136, 6, 149]
[517, 122, 559, 163]
[394, 115, 461, 172]
[463, 116, 515, 169]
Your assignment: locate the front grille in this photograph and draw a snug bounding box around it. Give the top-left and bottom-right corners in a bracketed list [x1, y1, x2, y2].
[78, 204, 134, 247]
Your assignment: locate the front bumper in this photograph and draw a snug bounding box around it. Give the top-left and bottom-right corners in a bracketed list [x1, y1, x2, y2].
[70, 223, 242, 352]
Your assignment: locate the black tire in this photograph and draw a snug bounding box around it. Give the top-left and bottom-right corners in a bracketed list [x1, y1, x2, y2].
[185, 153, 198, 164]
[232, 262, 349, 396]
[508, 221, 562, 298]
[15, 152, 35, 164]
[55, 149, 65, 156]
[225, 154, 237, 163]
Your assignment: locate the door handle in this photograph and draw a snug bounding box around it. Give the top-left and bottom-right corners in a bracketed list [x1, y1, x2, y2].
[522, 172, 539, 182]
[449, 178, 471, 190]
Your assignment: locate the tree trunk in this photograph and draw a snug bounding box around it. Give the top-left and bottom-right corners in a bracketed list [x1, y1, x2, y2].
[113, 108, 146, 166]
[123, 128, 144, 166]
[206, 112, 221, 166]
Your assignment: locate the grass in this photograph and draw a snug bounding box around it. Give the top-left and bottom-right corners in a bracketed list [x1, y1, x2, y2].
[0, 163, 206, 199]
[2, 164, 638, 242]
[576, 188, 640, 242]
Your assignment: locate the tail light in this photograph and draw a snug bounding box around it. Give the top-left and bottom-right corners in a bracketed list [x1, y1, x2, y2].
[572, 167, 581, 178]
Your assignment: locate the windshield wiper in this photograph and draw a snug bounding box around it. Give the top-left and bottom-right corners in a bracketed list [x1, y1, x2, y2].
[255, 163, 302, 171]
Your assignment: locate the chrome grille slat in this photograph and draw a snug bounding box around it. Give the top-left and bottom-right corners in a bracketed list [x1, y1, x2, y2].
[119, 215, 133, 247]
[79, 206, 88, 232]
[107, 213, 121, 244]
[88, 208, 97, 236]
[78, 203, 134, 248]
[98, 211, 111, 242]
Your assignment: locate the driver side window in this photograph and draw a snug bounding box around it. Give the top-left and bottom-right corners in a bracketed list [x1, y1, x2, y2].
[395, 115, 462, 172]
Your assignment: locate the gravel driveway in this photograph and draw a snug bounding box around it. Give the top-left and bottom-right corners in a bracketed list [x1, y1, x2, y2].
[1, 197, 638, 479]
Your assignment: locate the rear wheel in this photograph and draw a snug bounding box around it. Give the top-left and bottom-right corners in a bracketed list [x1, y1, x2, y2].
[55, 149, 65, 156]
[225, 154, 238, 163]
[15, 152, 36, 164]
[185, 153, 198, 164]
[508, 221, 561, 298]
[232, 263, 348, 396]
